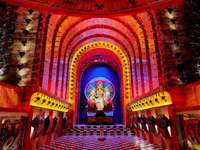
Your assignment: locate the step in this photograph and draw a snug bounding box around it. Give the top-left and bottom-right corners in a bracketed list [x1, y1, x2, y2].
[65, 125, 135, 136]
[74, 125, 125, 129]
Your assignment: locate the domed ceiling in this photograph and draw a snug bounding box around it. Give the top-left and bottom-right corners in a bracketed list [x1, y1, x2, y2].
[5, 0, 182, 17]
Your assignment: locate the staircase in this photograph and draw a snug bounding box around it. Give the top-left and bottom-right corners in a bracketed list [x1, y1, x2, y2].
[65, 125, 135, 136]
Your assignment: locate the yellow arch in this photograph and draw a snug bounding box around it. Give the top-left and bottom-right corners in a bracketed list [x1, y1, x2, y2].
[68, 41, 131, 124]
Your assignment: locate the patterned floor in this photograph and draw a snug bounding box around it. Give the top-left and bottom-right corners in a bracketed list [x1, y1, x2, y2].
[38, 125, 164, 150]
[38, 136, 164, 150]
[65, 125, 134, 136]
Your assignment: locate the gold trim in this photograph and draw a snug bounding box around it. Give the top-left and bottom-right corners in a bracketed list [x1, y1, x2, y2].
[129, 91, 172, 111]
[30, 92, 69, 112]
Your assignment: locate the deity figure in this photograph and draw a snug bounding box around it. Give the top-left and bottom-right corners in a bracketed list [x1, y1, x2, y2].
[89, 89, 96, 107]
[95, 82, 104, 110]
[103, 87, 110, 106]
[85, 78, 115, 111]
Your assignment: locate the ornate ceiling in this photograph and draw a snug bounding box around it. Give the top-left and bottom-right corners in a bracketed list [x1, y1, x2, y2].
[5, 0, 182, 17]
[0, 0, 186, 125]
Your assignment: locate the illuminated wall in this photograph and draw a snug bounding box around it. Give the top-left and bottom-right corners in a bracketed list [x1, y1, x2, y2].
[0, 2, 169, 125]
[31, 13, 162, 125]
[38, 15, 161, 98]
[1, 1, 200, 149]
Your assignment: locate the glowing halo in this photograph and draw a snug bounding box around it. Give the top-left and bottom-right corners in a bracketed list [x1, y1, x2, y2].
[84, 77, 115, 101]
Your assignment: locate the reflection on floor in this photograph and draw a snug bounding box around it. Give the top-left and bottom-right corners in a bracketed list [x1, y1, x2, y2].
[38, 136, 164, 150]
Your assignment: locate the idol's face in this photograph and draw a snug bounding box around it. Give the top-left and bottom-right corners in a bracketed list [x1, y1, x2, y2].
[97, 84, 103, 89]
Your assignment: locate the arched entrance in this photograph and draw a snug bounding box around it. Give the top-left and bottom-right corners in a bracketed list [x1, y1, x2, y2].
[68, 41, 132, 125]
[78, 63, 122, 124]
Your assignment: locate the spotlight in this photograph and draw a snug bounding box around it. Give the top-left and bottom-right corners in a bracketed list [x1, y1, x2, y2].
[161, 96, 167, 101]
[170, 19, 177, 24]
[35, 97, 40, 102]
[155, 98, 159, 103]
[168, 8, 173, 14]
[25, 18, 32, 24]
[161, 96, 165, 99]
[41, 99, 46, 104]
[27, 9, 33, 15]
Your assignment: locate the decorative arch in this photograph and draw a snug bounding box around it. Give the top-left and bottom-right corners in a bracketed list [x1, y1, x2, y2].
[77, 49, 122, 76]
[36, 14, 161, 121]
[68, 41, 131, 125]
[4, 0, 182, 17]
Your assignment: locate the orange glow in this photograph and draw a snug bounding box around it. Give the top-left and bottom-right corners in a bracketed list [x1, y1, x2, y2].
[30, 92, 69, 112]
[129, 91, 172, 111]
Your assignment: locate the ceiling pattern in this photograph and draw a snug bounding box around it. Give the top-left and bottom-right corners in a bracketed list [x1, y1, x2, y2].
[38, 14, 161, 107]
[5, 0, 182, 17]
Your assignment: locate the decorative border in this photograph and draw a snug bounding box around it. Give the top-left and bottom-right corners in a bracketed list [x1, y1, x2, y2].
[4, 0, 182, 17]
[68, 41, 131, 104]
[30, 92, 69, 112]
[128, 91, 172, 111]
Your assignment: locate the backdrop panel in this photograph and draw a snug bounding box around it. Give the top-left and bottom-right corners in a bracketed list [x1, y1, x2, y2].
[78, 63, 122, 124]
